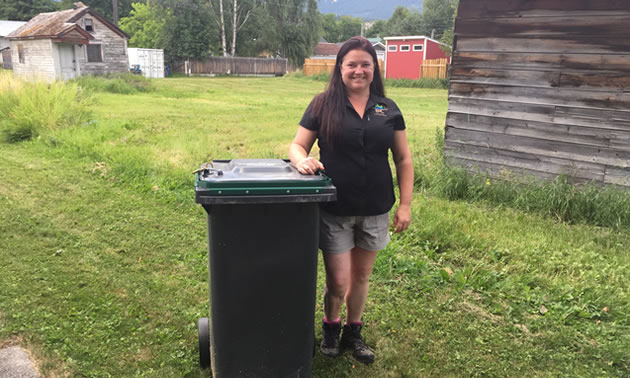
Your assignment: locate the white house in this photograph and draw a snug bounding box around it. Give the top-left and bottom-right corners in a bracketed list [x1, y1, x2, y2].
[8, 2, 129, 81]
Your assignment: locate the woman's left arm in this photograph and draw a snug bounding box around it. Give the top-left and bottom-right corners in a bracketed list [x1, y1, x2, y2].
[391, 130, 414, 233]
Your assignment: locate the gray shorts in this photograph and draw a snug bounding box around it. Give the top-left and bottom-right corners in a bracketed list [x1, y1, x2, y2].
[319, 209, 391, 254]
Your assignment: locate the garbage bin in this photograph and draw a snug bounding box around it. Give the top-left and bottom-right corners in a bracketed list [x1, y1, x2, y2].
[195, 159, 336, 377]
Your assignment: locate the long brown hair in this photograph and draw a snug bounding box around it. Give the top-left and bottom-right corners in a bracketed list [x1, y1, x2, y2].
[310, 36, 385, 147]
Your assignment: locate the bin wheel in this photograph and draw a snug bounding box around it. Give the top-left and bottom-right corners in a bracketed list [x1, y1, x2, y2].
[198, 317, 210, 369]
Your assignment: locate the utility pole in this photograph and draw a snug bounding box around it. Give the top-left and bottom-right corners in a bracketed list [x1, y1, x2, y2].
[431, 28, 435, 39]
[112, 0, 118, 25]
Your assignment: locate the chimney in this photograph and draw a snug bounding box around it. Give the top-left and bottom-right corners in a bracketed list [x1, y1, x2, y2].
[73, 2, 87, 8]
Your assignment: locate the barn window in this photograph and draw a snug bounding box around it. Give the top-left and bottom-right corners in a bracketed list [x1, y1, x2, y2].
[400, 45, 410, 52]
[84, 18, 94, 32]
[17, 44, 24, 63]
[413, 44, 423, 51]
[388, 45, 397, 52]
[87, 44, 102, 62]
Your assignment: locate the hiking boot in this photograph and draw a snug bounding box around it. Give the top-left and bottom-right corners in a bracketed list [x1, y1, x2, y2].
[340, 323, 375, 364]
[320, 320, 342, 357]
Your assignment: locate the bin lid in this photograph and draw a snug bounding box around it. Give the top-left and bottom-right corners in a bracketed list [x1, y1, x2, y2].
[195, 159, 336, 204]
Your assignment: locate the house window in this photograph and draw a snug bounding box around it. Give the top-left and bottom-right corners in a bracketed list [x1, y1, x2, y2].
[387, 45, 397, 52]
[87, 44, 102, 62]
[84, 18, 94, 32]
[413, 44, 423, 51]
[18, 44, 24, 63]
[400, 45, 410, 52]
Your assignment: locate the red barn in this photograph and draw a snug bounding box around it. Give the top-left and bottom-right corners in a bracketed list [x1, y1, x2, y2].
[384, 36, 450, 79]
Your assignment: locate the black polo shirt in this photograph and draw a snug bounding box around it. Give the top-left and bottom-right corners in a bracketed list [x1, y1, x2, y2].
[300, 93, 406, 216]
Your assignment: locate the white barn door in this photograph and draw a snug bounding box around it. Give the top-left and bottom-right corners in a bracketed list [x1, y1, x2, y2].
[59, 44, 77, 80]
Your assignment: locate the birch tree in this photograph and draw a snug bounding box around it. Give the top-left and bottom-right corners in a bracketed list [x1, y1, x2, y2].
[229, 0, 251, 56]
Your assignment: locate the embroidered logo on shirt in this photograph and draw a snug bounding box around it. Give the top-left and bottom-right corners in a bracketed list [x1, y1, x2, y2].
[373, 104, 388, 116]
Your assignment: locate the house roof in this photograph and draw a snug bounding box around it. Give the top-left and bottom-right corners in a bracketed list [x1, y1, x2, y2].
[0, 20, 26, 37]
[314, 42, 341, 56]
[8, 4, 128, 41]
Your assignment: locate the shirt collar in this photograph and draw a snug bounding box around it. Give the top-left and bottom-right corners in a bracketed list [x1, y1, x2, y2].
[344, 92, 384, 111]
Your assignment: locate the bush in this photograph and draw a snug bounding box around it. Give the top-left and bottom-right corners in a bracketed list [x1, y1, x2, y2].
[0, 72, 93, 143]
[73, 73, 154, 94]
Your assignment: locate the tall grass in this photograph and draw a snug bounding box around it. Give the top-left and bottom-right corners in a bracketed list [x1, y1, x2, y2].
[416, 128, 630, 229]
[72, 73, 154, 94]
[0, 71, 92, 143]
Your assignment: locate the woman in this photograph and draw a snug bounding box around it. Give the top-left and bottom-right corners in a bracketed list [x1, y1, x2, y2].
[289, 36, 413, 365]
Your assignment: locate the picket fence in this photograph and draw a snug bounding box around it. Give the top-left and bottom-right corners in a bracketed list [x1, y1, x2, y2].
[421, 58, 449, 79]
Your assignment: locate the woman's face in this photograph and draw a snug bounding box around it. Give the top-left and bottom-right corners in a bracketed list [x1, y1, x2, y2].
[340, 49, 374, 93]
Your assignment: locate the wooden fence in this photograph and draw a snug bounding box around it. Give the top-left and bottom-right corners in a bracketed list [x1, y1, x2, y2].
[303, 58, 385, 77]
[176, 56, 287, 76]
[421, 58, 449, 79]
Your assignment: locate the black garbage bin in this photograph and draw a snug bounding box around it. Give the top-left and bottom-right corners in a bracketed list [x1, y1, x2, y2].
[195, 159, 336, 377]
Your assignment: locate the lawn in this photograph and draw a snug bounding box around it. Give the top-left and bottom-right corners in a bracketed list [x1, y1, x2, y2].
[0, 76, 629, 377]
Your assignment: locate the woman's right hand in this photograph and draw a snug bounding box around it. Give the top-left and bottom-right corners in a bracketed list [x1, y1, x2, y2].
[296, 157, 324, 175]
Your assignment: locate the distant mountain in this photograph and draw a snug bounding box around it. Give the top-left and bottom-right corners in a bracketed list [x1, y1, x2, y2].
[317, 0, 422, 21]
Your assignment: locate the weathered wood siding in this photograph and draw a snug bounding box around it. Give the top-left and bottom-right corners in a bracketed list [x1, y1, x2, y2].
[445, 0, 630, 187]
[75, 14, 128, 76]
[11, 39, 56, 81]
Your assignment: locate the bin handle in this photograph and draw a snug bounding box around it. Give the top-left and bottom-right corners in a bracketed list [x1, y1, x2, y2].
[193, 162, 223, 177]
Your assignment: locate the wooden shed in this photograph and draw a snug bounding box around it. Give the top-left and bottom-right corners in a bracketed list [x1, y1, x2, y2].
[444, 0, 630, 187]
[7, 2, 129, 82]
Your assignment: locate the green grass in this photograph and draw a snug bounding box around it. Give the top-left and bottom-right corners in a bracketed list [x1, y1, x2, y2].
[1, 76, 629, 377]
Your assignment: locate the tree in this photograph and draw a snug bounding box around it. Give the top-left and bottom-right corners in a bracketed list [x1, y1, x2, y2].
[439, 0, 459, 55]
[365, 19, 386, 39]
[0, 0, 58, 21]
[421, 0, 457, 41]
[337, 15, 361, 41]
[257, 0, 321, 65]
[160, 0, 218, 58]
[119, 2, 170, 49]
[320, 14, 361, 43]
[386, 6, 424, 36]
[207, 0, 228, 56]
[229, 0, 252, 56]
